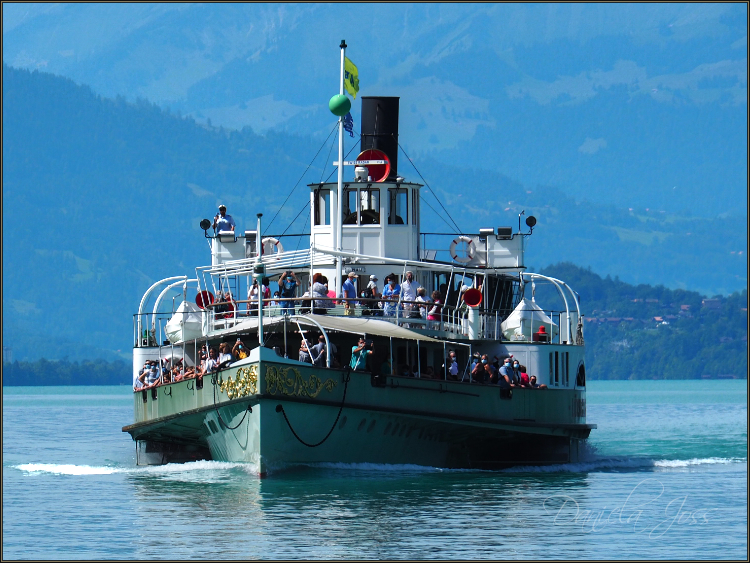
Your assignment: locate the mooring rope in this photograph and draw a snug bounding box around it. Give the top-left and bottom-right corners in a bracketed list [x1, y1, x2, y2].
[276, 366, 352, 448]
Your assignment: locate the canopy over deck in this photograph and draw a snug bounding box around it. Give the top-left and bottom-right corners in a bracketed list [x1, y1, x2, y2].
[166, 310, 442, 345]
[501, 298, 558, 341]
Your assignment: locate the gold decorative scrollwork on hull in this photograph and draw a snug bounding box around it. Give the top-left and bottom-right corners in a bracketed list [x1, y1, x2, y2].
[219, 365, 258, 400]
[265, 366, 337, 398]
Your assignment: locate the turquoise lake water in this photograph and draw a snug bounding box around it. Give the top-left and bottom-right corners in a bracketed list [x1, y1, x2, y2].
[2, 380, 747, 559]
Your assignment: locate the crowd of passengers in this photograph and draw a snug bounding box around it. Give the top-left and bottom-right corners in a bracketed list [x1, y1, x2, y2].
[466, 352, 548, 389]
[297, 334, 548, 389]
[134, 339, 250, 390]
[208, 204, 473, 321]
[386, 349, 548, 389]
[212, 269, 476, 323]
[135, 332, 547, 391]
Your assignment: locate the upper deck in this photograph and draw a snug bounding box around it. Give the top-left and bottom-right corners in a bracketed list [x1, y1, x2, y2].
[133, 94, 582, 358]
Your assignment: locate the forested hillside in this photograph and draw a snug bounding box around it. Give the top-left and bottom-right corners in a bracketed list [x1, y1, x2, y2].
[2, 359, 130, 386]
[539, 263, 747, 380]
[3, 262, 746, 385]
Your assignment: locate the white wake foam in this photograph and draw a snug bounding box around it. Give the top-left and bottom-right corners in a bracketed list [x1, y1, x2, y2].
[502, 456, 745, 473]
[16, 463, 125, 475]
[653, 457, 743, 468]
[15, 460, 258, 476]
[15, 457, 745, 477]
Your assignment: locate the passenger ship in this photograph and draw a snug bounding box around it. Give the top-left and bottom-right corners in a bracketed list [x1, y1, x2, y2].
[123, 47, 594, 475]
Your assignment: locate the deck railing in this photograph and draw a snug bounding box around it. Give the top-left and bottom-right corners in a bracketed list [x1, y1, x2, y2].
[203, 297, 569, 343]
[135, 295, 572, 347]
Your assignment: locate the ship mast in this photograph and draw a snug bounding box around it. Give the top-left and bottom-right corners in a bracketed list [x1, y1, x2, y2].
[335, 39, 346, 298]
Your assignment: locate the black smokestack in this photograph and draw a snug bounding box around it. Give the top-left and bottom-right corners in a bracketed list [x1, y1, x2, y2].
[360, 96, 399, 180]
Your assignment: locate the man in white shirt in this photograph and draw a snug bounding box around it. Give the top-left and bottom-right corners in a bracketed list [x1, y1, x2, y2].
[218, 342, 233, 367]
[401, 272, 420, 311]
[400, 271, 421, 317]
[247, 279, 261, 314]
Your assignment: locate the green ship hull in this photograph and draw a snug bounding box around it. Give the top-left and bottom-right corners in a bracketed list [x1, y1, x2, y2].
[124, 347, 593, 475]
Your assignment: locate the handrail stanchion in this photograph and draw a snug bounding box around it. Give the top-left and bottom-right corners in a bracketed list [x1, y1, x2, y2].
[443, 341, 447, 380]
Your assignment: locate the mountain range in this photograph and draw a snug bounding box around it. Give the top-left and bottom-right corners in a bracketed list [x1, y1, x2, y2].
[2, 4, 748, 362]
[3, 3, 747, 216]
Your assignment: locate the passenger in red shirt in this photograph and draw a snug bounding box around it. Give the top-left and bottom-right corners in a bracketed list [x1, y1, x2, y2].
[519, 365, 531, 387]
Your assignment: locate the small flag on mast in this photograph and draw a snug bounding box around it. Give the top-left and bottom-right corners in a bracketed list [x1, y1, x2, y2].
[344, 57, 359, 99]
[343, 112, 354, 137]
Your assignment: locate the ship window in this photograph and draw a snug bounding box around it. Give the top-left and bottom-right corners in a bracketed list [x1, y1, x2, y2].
[314, 189, 331, 226]
[555, 351, 559, 386]
[388, 188, 408, 225]
[549, 352, 553, 386]
[412, 189, 419, 224]
[343, 187, 358, 224]
[432, 272, 449, 298]
[359, 187, 380, 224]
[576, 363, 586, 387]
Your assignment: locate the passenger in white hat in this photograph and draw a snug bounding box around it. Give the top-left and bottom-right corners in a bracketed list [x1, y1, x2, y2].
[366, 275, 380, 300]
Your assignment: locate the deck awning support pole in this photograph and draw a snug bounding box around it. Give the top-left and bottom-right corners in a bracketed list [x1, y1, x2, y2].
[389, 337, 393, 375]
[443, 341, 447, 380]
[283, 314, 288, 358]
[256, 213, 264, 346]
[417, 339, 421, 378]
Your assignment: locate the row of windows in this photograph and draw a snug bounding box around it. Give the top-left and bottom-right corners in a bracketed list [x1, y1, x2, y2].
[314, 187, 419, 226]
[550, 351, 570, 387]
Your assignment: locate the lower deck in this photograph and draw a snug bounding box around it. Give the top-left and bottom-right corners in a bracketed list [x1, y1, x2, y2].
[124, 347, 594, 473]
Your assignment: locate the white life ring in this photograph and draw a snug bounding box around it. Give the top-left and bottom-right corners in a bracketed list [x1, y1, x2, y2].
[449, 235, 475, 264]
[261, 237, 284, 257]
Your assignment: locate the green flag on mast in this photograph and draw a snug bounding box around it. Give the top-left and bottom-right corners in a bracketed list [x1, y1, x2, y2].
[344, 57, 359, 99]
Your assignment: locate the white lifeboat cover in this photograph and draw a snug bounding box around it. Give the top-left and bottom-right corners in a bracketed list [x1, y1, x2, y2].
[164, 300, 204, 344]
[501, 298, 558, 341]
